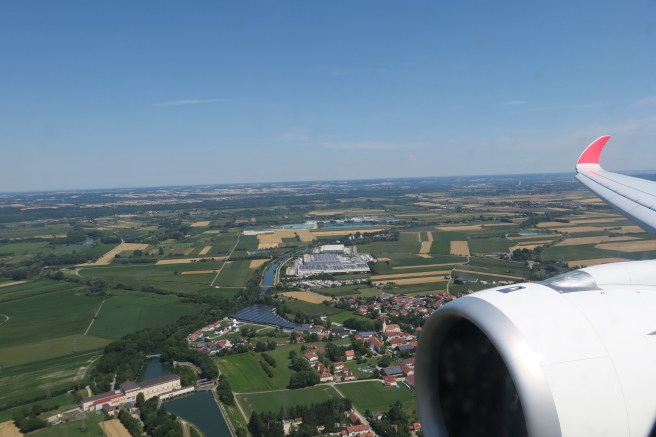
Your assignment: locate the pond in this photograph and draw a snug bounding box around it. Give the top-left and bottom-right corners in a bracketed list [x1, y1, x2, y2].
[140, 359, 232, 437]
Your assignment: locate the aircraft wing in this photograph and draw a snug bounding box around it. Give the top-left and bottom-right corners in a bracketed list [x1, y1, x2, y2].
[575, 136, 656, 234]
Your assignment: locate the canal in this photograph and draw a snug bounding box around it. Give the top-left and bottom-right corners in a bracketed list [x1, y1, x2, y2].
[140, 359, 232, 437]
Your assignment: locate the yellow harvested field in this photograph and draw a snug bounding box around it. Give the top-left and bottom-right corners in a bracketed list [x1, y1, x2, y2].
[514, 243, 548, 250]
[281, 291, 330, 303]
[517, 240, 553, 246]
[94, 243, 150, 266]
[546, 226, 610, 233]
[0, 281, 27, 288]
[557, 236, 638, 246]
[419, 231, 434, 254]
[605, 236, 643, 242]
[372, 270, 451, 281]
[377, 257, 391, 261]
[190, 221, 211, 227]
[393, 263, 458, 270]
[436, 223, 511, 232]
[536, 222, 579, 228]
[450, 241, 470, 256]
[199, 246, 212, 255]
[596, 240, 656, 252]
[567, 218, 627, 224]
[180, 270, 218, 275]
[250, 259, 269, 268]
[307, 210, 346, 216]
[203, 230, 224, 234]
[377, 276, 449, 285]
[0, 422, 21, 437]
[156, 257, 224, 265]
[100, 420, 131, 437]
[508, 235, 556, 241]
[417, 254, 432, 258]
[311, 228, 388, 237]
[567, 258, 630, 267]
[608, 226, 646, 234]
[250, 217, 256, 222]
[452, 269, 524, 280]
[295, 230, 314, 242]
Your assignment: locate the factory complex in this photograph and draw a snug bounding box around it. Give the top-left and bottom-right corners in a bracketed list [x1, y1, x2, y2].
[81, 374, 193, 412]
[286, 244, 376, 277]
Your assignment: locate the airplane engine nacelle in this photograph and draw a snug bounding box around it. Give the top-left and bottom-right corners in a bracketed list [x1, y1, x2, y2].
[415, 261, 656, 437]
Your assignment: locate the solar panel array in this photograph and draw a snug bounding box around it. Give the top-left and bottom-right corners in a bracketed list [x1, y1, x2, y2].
[231, 305, 297, 329]
[298, 262, 369, 272]
[310, 254, 341, 262]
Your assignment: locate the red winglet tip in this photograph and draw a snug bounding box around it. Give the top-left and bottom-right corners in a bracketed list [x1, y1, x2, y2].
[577, 136, 611, 165]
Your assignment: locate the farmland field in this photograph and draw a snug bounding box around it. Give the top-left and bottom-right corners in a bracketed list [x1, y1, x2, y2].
[0, 351, 101, 407]
[0, 287, 105, 349]
[335, 381, 417, 416]
[87, 289, 207, 340]
[215, 351, 293, 392]
[237, 385, 341, 417]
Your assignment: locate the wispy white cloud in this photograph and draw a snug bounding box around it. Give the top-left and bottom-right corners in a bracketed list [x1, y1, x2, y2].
[152, 99, 227, 107]
[633, 96, 656, 106]
[503, 100, 525, 106]
[524, 102, 603, 112]
[325, 142, 414, 150]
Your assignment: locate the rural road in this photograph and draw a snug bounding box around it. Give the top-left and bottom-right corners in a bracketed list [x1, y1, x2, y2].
[330, 381, 371, 425]
[84, 300, 107, 336]
[0, 313, 9, 328]
[210, 232, 241, 286]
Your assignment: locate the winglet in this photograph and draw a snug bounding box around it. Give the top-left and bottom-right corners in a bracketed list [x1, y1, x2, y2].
[577, 136, 610, 169]
[576, 135, 610, 171]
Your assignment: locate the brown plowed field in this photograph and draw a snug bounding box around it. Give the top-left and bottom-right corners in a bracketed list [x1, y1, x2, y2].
[450, 241, 470, 256]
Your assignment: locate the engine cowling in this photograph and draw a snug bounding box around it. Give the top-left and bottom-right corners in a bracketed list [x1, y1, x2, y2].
[415, 261, 656, 437]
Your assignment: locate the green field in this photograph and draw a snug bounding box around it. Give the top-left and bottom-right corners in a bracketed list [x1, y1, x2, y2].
[30, 414, 105, 437]
[0, 351, 101, 406]
[432, 231, 468, 242]
[237, 385, 341, 417]
[335, 381, 417, 417]
[78, 262, 226, 294]
[357, 233, 421, 255]
[0, 280, 82, 303]
[0, 287, 105, 349]
[281, 299, 345, 316]
[428, 241, 450, 254]
[468, 237, 514, 253]
[214, 261, 254, 287]
[0, 393, 75, 423]
[87, 289, 207, 340]
[215, 351, 294, 392]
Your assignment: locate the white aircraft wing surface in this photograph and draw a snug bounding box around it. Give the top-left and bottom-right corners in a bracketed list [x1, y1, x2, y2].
[576, 136, 656, 234]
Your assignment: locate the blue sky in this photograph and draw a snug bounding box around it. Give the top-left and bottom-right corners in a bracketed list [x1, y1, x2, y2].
[1, 1, 656, 191]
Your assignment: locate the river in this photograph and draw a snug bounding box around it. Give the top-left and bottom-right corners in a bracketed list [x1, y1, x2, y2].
[140, 359, 232, 437]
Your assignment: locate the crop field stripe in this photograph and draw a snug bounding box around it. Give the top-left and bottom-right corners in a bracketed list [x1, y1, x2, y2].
[371, 270, 452, 280]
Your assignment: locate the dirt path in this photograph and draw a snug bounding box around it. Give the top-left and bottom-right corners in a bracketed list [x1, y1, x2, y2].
[0, 314, 9, 328]
[178, 419, 191, 437]
[330, 382, 370, 425]
[419, 231, 434, 254]
[211, 233, 241, 286]
[84, 299, 107, 335]
[0, 281, 26, 288]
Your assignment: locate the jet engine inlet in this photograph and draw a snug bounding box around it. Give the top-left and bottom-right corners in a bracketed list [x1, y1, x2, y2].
[437, 319, 527, 437]
[415, 296, 562, 437]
